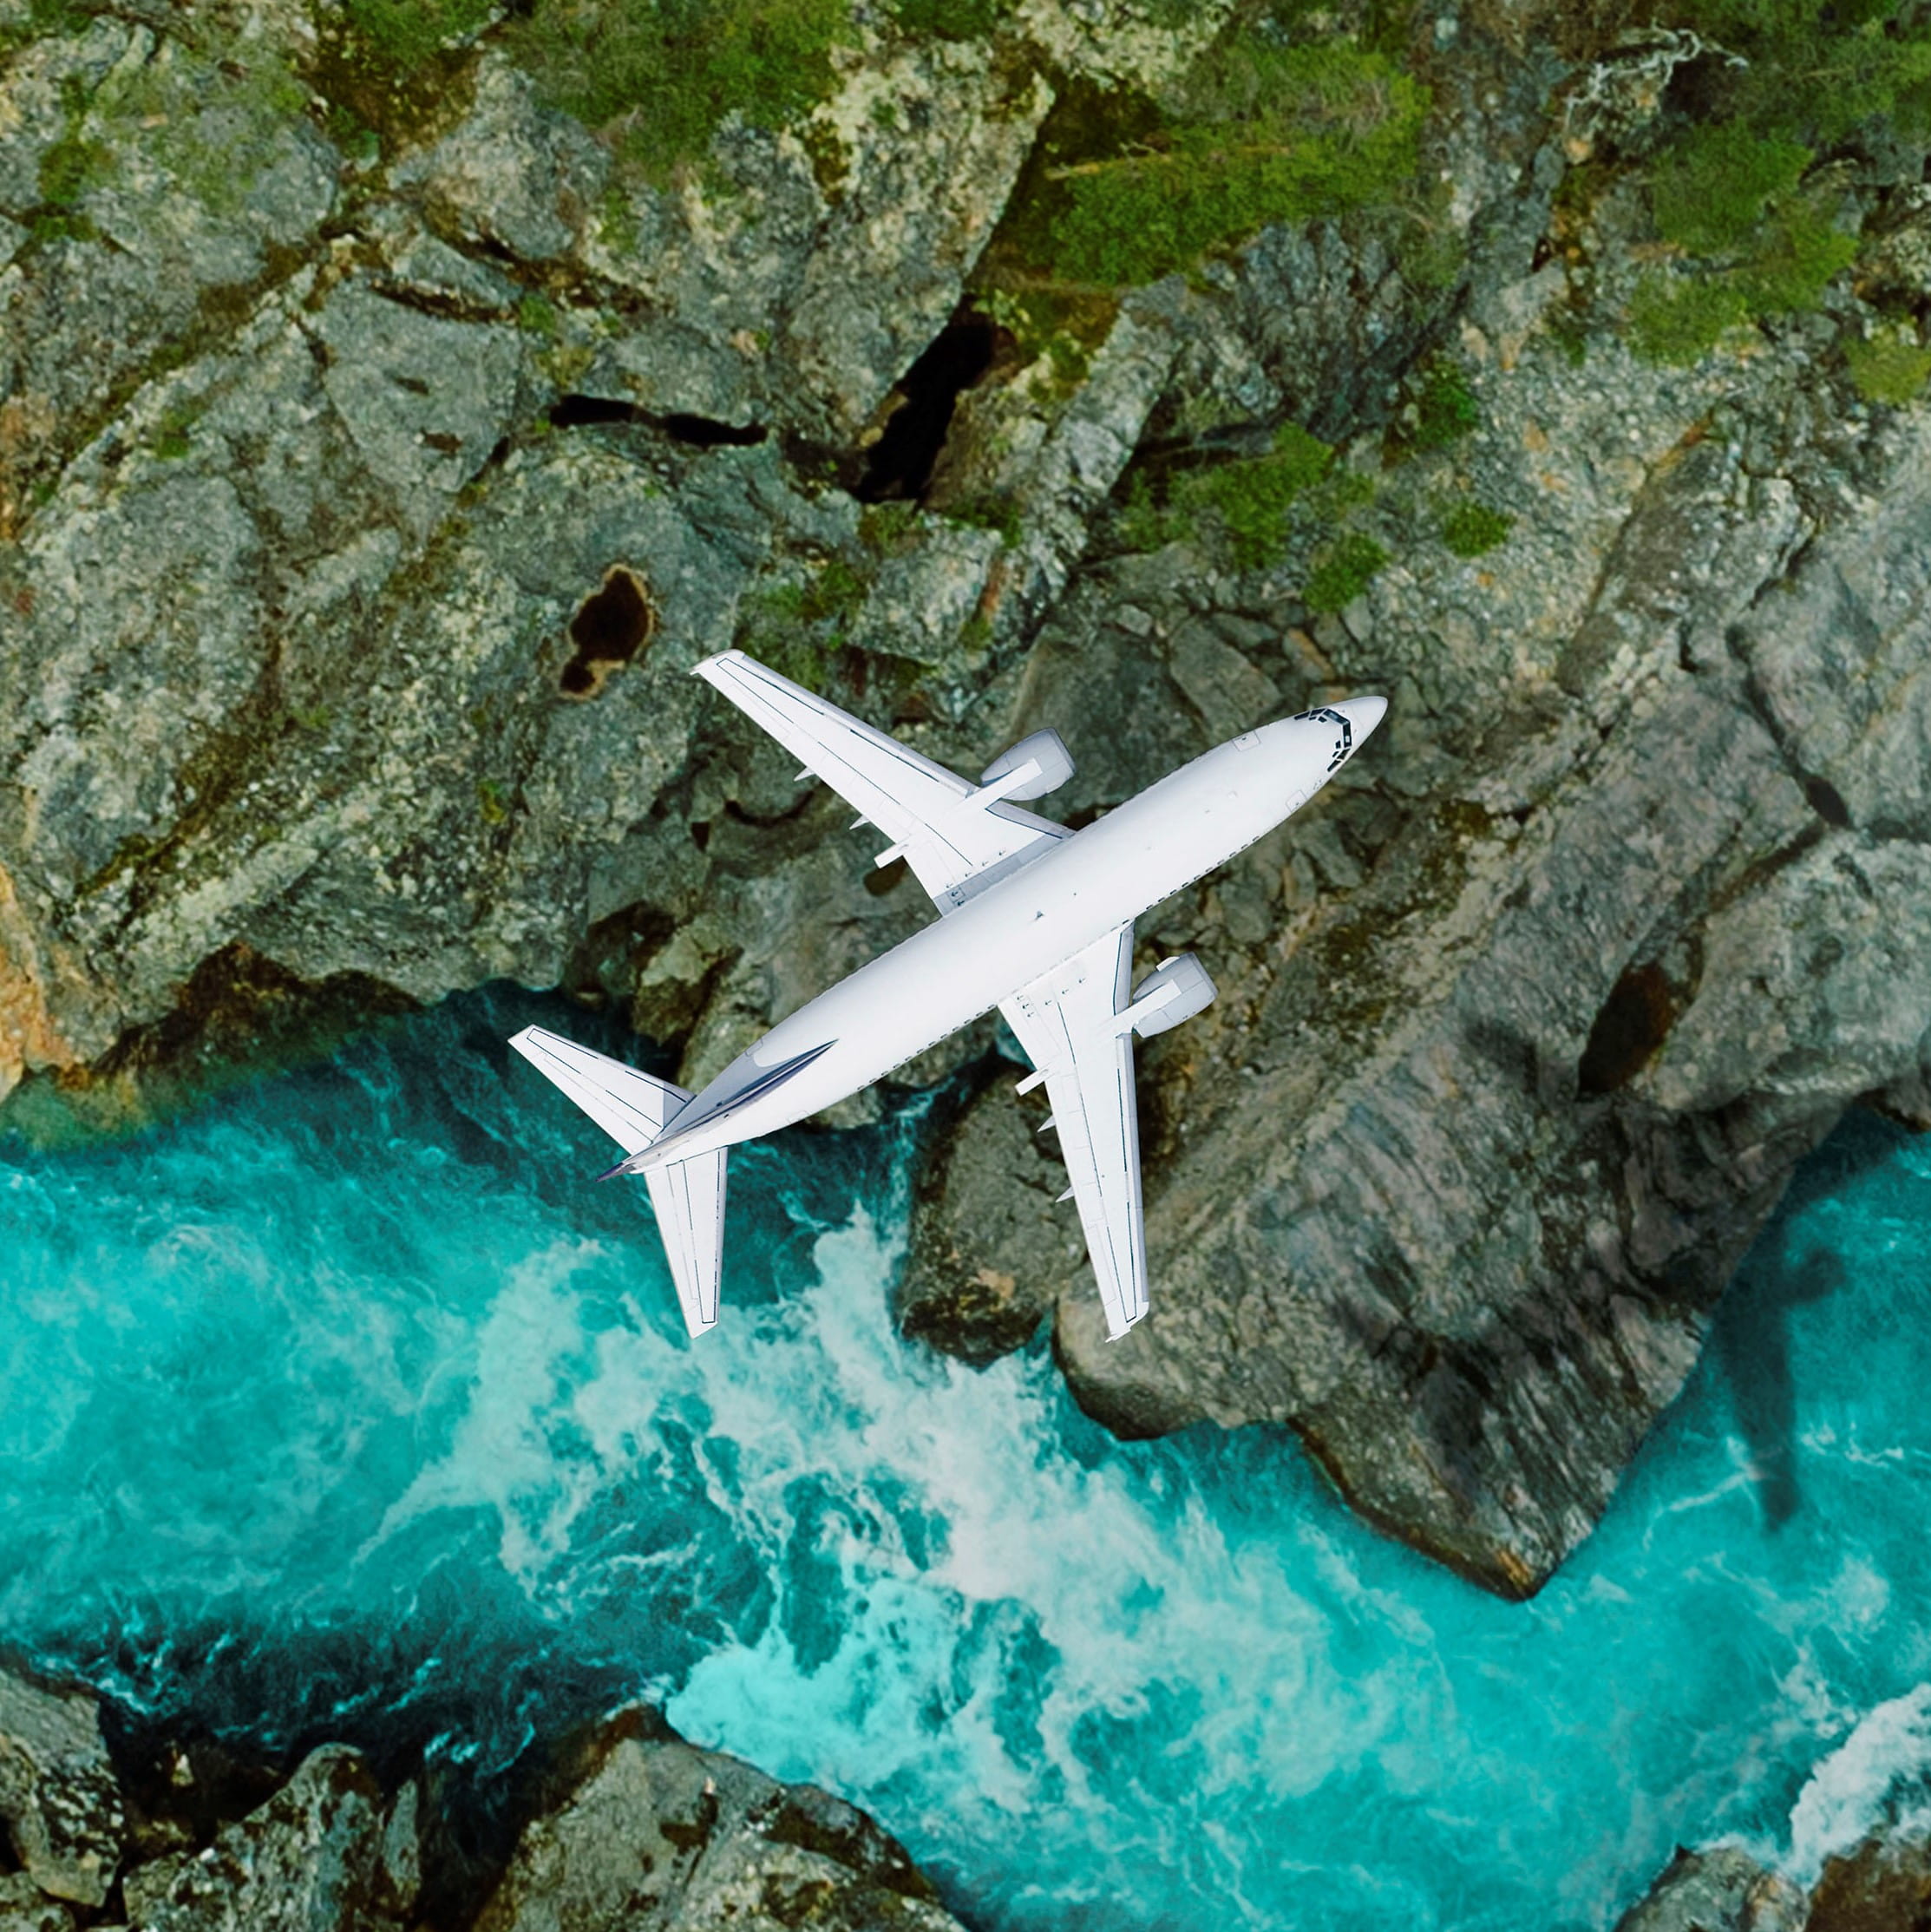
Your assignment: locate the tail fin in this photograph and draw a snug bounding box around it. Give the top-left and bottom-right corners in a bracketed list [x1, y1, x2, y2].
[507, 1026, 728, 1338]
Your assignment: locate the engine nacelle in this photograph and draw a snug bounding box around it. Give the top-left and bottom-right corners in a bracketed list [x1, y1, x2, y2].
[1128, 953, 1216, 1038]
[980, 729, 1074, 802]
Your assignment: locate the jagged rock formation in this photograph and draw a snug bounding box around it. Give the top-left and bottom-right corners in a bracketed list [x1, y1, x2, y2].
[3, 0, 1929, 1601]
[1619, 1831, 1931, 1932]
[0, 1661, 964, 1932]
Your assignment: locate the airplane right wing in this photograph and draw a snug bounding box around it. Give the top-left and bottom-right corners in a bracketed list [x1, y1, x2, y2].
[999, 924, 1149, 1339]
[692, 649, 1067, 914]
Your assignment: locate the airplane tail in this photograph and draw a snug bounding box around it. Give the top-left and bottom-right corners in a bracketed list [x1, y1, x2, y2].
[507, 1026, 727, 1338]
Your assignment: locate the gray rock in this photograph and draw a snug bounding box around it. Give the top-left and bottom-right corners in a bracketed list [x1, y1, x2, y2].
[0, 1872, 76, 1932]
[1615, 1846, 1804, 1932]
[0, 1667, 124, 1907]
[1047, 410, 1931, 1596]
[896, 1067, 1077, 1363]
[127, 1745, 397, 1932]
[471, 1706, 966, 1932]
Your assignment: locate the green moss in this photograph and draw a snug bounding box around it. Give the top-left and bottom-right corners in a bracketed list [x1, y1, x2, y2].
[859, 501, 921, 552]
[1304, 531, 1388, 612]
[1409, 358, 1479, 451]
[506, 0, 852, 180]
[972, 285, 1108, 399]
[1734, 200, 1856, 313]
[887, 0, 1013, 39]
[943, 494, 1024, 546]
[1645, 0, 1931, 147]
[1438, 500, 1513, 558]
[1845, 332, 1931, 403]
[1042, 40, 1429, 286]
[1172, 420, 1334, 567]
[1114, 422, 1334, 563]
[37, 130, 111, 207]
[1650, 123, 1810, 255]
[1116, 468, 1195, 553]
[516, 292, 560, 337]
[341, 0, 494, 72]
[476, 778, 510, 825]
[1627, 271, 1751, 363]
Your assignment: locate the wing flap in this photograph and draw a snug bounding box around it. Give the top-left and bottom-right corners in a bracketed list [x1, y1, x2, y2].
[1000, 924, 1149, 1339]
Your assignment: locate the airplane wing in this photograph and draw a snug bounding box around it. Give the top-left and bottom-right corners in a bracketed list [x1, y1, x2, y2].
[692, 649, 1067, 914]
[999, 924, 1149, 1339]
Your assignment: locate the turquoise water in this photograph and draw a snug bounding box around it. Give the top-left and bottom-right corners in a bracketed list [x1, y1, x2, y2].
[3, 985, 1929, 1929]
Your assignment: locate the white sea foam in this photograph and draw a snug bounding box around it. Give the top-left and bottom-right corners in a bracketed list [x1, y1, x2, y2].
[1785, 1683, 1931, 1880]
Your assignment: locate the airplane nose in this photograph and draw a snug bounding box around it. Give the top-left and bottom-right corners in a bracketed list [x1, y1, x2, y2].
[1337, 695, 1387, 740]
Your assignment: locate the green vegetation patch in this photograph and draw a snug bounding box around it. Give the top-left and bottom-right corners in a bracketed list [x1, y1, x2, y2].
[506, 0, 852, 180]
[1845, 332, 1931, 403]
[886, 0, 1014, 39]
[1114, 421, 1334, 565]
[1650, 123, 1810, 255]
[1304, 531, 1389, 612]
[1605, 3, 1908, 363]
[341, 0, 494, 71]
[1438, 500, 1513, 558]
[1040, 40, 1428, 287]
[1175, 421, 1333, 567]
[1626, 272, 1750, 363]
[1408, 358, 1479, 452]
[1645, 0, 1931, 148]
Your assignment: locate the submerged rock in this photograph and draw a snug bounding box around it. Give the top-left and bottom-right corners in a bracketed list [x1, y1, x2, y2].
[469, 1706, 964, 1932]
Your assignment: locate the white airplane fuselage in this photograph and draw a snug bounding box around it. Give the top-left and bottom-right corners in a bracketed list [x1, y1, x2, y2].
[638, 705, 1375, 1170]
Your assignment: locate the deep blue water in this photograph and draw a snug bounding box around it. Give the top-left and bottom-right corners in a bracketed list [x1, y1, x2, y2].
[3, 985, 1929, 1929]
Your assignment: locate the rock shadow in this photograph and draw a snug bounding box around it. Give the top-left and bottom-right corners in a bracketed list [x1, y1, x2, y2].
[1712, 1108, 1913, 1529]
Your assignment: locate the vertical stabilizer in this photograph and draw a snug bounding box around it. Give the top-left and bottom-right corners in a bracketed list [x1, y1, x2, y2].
[644, 1152, 728, 1337]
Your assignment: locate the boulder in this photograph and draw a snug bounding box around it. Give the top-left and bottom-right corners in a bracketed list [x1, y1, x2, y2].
[1806, 1831, 1931, 1932]
[1616, 1846, 1805, 1932]
[0, 1666, 124, 1907]
[471, 1706, 966, 1932]
[121, 1745, 403, 1932]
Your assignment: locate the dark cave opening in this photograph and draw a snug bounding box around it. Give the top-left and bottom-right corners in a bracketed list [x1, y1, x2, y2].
[1577, 960, 1678, 1096]
[559, 566, 656, 697]
[658, 413, 767, 447]
[853, 312, 1000, 503]
[547, 396, 645, 428]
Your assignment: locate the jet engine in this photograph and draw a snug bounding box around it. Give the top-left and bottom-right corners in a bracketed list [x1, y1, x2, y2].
[1128, 953, 1216, 1038]
[980, 729, 1074, 801]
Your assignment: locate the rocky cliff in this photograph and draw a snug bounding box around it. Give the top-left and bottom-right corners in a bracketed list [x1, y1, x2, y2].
[0, 1657, 965, 1931]
[3, 0, 1928, 1599]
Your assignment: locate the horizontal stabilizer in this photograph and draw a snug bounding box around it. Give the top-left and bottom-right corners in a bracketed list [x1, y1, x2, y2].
[645, 1150, 728, 1337]
[507, 1026, 690, 1155]
[509, 1026, 729, 1337]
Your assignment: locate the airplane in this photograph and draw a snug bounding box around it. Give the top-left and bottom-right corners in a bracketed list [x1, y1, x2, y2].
[507, 648, 1385, 1343]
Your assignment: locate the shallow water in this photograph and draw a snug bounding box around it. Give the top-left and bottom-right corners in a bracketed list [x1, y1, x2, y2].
[3, 985, 1928, 1929]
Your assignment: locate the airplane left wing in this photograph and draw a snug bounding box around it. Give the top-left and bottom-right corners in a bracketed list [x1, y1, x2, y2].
[692, 649, 1066, 914]
[1000, 924, 1149, 1339]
